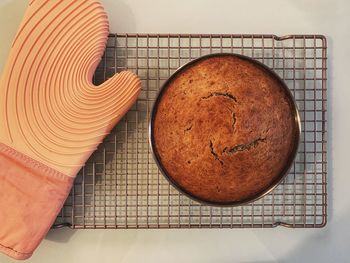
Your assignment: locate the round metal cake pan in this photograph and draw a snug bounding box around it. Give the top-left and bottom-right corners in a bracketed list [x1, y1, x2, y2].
[149, 53, 301, 207]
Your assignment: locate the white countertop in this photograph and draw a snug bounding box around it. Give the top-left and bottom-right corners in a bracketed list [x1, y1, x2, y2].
[0, 0, 349, 262]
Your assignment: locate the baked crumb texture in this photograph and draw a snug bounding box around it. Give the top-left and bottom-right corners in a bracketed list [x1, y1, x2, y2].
[153, 55, 297, 204]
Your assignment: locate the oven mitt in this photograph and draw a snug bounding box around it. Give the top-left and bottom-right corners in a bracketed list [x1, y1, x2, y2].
[0, 0, 140, 260]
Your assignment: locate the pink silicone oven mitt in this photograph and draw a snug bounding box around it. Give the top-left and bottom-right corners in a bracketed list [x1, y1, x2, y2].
[0, 0, 140, 260]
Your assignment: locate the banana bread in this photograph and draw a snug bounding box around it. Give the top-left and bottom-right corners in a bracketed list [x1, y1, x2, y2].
[152, 54, 298, 204]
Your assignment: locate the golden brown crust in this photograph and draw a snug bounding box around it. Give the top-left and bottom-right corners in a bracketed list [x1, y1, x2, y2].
[153, 55, 297, 203]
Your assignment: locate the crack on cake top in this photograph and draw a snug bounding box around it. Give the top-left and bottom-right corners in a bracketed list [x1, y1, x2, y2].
[201, 92, 237, 102]
[209, 140, 224, 165]
[223, 138, 266, 154]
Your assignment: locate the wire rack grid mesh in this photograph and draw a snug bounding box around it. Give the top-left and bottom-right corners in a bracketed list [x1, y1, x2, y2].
[55, 34, 327, 229]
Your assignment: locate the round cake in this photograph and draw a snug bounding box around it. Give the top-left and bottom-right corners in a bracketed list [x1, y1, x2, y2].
[151, 54, 299, 205]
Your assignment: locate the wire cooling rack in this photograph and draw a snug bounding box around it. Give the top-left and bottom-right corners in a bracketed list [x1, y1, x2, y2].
[55, 34, 327, 229]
